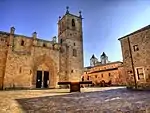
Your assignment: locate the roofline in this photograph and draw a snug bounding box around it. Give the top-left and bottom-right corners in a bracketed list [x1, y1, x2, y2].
[94, 61, 123, 67]
[118, 24, 150, 41]
[88, 67, 118, 74]
[0, 31, 54, 43]
[0, 31, 32, 38]
[84, 61, 123, 69]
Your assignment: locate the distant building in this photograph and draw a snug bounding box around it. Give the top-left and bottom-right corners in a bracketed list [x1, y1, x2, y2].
[90, 52, 110, 67]
[90, 55, 98, 67]
[82, 52, 126, 87]
[118, 25, 150, 90]
[0, 7, 84, 90]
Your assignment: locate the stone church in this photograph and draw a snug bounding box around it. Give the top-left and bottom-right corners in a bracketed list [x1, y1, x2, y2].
[0, 7, 84, 89]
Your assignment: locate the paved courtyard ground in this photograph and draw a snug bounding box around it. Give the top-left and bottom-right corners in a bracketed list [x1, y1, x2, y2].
[0, 87, 150, 113]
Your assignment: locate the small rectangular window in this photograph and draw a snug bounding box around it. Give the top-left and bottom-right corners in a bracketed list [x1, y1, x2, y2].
[133, 45, 139, 51]
[101, 74, 103, 78]
[136, 67, 145, 80]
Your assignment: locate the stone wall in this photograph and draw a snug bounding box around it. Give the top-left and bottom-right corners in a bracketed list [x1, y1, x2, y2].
[0, 33, 9, 89]
[4, 50, 32, 89]
[119, 25, 150, 89]
[2, 32, 60, 89]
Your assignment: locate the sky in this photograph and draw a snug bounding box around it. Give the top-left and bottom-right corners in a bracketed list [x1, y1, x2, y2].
[0, 0, 150, 67]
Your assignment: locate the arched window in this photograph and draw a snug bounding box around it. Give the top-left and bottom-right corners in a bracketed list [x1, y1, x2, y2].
[43, 43, 46, 47]
[72, 19, 75, 27]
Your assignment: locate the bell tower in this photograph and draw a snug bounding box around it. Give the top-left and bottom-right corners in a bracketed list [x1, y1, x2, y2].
[58, 7, 84, 82]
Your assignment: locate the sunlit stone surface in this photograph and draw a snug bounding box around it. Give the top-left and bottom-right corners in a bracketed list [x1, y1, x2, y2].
[0, 87, 150, 113]
[118, 25, 150, 89]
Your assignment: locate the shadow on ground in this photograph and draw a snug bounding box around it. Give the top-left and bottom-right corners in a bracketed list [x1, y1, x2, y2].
[16, 88, 150, 113]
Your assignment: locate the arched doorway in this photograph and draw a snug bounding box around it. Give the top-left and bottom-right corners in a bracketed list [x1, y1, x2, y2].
[32, 55, 58, 88]
[36, 63, 50, 88]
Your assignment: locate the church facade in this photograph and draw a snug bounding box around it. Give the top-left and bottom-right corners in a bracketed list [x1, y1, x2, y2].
[82, 52, 126, 86]
[0, 8, 84, 89]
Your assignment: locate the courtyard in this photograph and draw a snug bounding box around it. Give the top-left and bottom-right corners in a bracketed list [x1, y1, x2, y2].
[0, 87, 150, 113]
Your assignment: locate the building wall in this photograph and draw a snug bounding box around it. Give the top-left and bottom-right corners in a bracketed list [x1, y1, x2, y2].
[119, 25, 150, 89]
[3, 33, 60, 89]
[0, 33, 9, 89]
[83, 62, 126, 86]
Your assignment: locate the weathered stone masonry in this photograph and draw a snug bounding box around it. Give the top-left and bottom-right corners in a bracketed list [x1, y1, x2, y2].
[118, 25, 150, 89]
[0, 8, 84, 89]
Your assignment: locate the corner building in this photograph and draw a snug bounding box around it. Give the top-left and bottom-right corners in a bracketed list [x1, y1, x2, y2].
[0, 8, 84, 89]
[118, 25, 150, 89]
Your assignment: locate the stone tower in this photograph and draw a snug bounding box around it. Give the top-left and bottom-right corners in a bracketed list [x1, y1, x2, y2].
[58, 7, 84, 82]
[90, 54, 98, 67]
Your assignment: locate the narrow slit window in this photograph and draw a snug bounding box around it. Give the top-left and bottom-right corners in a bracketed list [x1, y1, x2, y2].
[87, 76, 89, 80]
[21, 40, 25, 46]
[60, 39, 63, 44]
[72, 19, 75, 27]
[73, 49, 77, 57]
[19, 67, 22, 73]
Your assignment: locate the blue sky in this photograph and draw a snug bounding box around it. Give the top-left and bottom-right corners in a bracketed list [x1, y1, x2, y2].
[1, 0, 150, 66]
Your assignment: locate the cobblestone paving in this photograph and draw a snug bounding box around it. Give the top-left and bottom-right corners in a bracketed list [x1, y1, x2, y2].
[0, 87, 150, 113]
